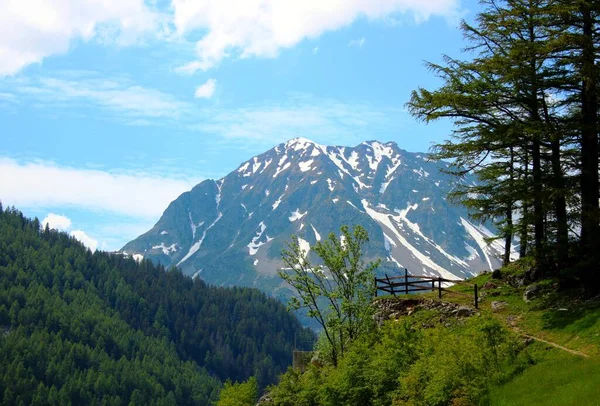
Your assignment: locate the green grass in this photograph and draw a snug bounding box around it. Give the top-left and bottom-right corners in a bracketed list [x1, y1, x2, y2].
[489, 345, 600, 405]
[411, 269, 600, 404]
[377, 266, 600, 405]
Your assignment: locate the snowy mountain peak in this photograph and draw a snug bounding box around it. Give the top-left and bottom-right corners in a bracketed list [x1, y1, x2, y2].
[285, 137, 322, 152]
[122, 139, 507, 300]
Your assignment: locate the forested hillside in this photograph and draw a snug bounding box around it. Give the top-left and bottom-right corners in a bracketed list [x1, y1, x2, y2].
[0, 204, 314, 405]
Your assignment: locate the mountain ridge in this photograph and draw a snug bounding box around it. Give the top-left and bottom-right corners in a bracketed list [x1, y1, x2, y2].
[122, 138, 513, 294]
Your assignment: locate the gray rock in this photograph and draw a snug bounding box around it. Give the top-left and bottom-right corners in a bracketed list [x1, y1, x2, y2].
[506, 274, 527, 288]
[456, 306, 473, 317]
[523, 284, 542, 302]
[491, 301, 508, 311]
[256, 392, 274, 405]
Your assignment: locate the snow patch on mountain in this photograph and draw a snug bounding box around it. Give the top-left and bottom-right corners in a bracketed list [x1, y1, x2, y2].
[248, 221, 273, 255]
[362, 200, 457, 280]
[189, 212, 204, 239]
[460, 218, 495, 270]
[178, 180, 224, 265]
[299, 159, 314, 172]
[289, 209, 307, 222]
[153, 242, 178, 255]
[380, 177, 394, 194]
[272, 195, 283, 210]
[327, 178, 335, 191]
[311, 225, 321, 241]
[238, 162, 249, 173]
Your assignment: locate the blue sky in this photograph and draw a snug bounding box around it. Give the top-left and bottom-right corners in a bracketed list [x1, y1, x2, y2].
[0, 0, 481, 251]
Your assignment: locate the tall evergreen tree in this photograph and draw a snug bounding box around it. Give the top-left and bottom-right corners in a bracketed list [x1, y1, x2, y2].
[408, 0, 598, 286]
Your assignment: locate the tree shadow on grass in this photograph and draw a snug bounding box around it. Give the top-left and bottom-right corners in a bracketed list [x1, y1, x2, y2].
[541, 304, 600, 331]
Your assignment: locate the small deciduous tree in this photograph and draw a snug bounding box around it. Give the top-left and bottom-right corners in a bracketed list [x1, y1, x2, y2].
[216, 377, 258, 406]
[279, 225, 380, 366]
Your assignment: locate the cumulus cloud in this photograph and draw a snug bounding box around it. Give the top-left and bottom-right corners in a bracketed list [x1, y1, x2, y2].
[173, 0, 460, 73]
[40, 213, 97, 251]
[0, 158, 197, 219]
[70, 230, 99, 252]
[0, 0, 162, 76]
[41, 213, 72, 230]
[194, 78, 217, 99]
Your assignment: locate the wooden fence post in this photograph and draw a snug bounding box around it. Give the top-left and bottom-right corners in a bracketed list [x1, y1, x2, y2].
[385, 274, 395, 296]
[474, 284, 478, 309]
[404, 268, 409, 295]
[438, 277, 442, 299]
[374, 277, 378, 297]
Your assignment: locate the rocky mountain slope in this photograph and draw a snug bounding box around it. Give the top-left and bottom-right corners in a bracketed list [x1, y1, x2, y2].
[122, 138, 513, 295]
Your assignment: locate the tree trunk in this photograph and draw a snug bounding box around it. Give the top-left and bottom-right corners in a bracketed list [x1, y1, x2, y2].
[504, 207, 513, 266]
[551, 137, 569, 268]
[504, 147, 515, 266]
[579, 3, 600, 289]
[531, 129, 545, 271]
[520, 150, 530, 258]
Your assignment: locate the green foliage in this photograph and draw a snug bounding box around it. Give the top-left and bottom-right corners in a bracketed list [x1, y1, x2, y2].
[279, 225, 380, 365]
[397, 318, 525, 406]
[269, 316, 527, 406]
[407, 0, 600, 282]
[216, 377, 258, 406]
[0, 206, 314, 404]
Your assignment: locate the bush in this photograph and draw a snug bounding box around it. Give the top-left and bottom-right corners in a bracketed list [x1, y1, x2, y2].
[269, 317, 528, 406]
[216, 377, 258, 406]
[395, 318, 525, 405]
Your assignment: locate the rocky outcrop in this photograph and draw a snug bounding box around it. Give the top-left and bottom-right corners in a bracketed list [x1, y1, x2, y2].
[523, 284, 543, 302]
[373, 297, 479, 326]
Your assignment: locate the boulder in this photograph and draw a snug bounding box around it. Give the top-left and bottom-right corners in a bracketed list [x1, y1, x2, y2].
[456, 306, 473, 317]
[523, 284, 542, 302]
[506, 273, 527, 288]
[491, 301, 508, 311]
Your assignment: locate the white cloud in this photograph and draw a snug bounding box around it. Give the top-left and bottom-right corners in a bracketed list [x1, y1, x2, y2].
[348, 37, 366, 48]
[14, 75, 191, 120]
[0, 0, 162, 76]
[70, 230, 99, 252]
[40, 212, 98, 251]
[41, 213, 72, 230]
[173, 0, 460, 72]
[0, 158, 197, 219]
[191, 95, 404, 147]
[194, 78, 217, 99]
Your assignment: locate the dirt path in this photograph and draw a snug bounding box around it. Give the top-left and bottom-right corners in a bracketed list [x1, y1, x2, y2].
[510, 326, 590, 358]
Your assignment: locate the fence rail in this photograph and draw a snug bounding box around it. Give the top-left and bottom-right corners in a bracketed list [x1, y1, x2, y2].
[375, 268, 478, 308]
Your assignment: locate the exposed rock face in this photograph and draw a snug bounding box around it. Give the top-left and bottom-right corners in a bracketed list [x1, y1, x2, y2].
[491, 301, 508, 311]
[373, 297, 479, 326]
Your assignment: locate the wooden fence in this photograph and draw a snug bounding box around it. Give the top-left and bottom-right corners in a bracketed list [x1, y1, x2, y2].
[375, 268, 479, 308]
